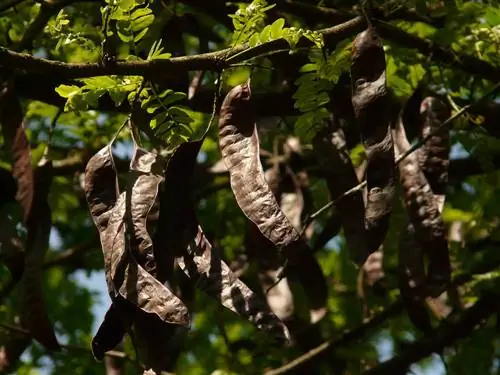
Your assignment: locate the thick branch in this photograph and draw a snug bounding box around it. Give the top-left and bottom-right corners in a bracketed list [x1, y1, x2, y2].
[3, 14, 498, 83]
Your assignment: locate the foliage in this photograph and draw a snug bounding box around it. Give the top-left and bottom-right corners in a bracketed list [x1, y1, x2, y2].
[0, 0, 499, 374]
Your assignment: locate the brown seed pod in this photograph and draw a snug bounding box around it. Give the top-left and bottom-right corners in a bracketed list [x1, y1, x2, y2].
[351, 26, 395, 254]
[153, 140, 202, 283]
[418, 96, 451, 206]
[393, 117, 451, 297]
[313, 117, 367, 266]
[18, 157, 60, 351]
[218, 82, 328, 316]
[126, 146, 166, 276]
[0, 87, 33, 224]
[178, 226, 291, 345]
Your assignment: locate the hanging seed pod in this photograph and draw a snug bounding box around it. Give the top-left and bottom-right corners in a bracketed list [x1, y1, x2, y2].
[393, 117, 451, 298]
[126, 144, 166, 276]
[418, 96, 451, 210]
[313, 117, 367, 266]
[18, 157, 60, 351]
[218, 82, 328, 318]
[351, 25, 395, 254]
[0, 86, 33, 223]
[153, 140, 202, 283]
[178, 226, 291, 345]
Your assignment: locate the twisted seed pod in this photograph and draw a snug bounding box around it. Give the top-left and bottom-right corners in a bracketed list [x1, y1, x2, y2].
[393, 117, 451, 298]
[178, 226, 291, 345]
[418, 96, 451, 207]
[351, 26, 395, 254]
[313, 117, 367, 266]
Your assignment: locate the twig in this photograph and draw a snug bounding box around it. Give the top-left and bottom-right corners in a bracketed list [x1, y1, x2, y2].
[0, 322, 134, 362]
[263, 301, 404, 375]
[362, 293, 498, 375]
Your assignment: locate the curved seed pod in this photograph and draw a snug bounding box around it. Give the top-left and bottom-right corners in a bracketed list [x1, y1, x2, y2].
[393, 118, 451, 297]
[178, 226, 291, 345]
[91, 303, 126, 361]
[18, 157, 60, 351]
[219, 82, 300, 247]
[313, 117, 367, 265]
[0, 87, 33, 223]
[126, 146, 166, 276]
[153, 140, 202, 283]
[398, 222, 432, 332]
[418, 97, 450, 208]
[106, 192, 190, 326]
[351, 26, 395, 254]
[218, 82, 328, 316]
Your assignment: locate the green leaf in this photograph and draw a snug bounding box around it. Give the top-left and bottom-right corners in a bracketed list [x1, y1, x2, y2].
[270, 18, 285, 39]
[55, 84, 80, 98]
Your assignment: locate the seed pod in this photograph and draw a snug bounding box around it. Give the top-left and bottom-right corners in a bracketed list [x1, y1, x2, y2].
[0, 87, 33, 223]
[18, 157, 60, 351]
[418, 96, 450, 209]
[91, 303, 126, 361]
[178, 226, 291, 345]
[351, 26, 395, 254]
[393, 117, 450, 297]
[126, 145, 166, 276]
[153, 140, 202, 283]
[313, 117, 367, 265]
[398, 221, 432, 332]
[218, 82, 327, 316]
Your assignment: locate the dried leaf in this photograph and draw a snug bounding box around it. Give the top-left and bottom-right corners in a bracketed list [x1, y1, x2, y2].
[313, 117, 367, 265]
[218, 82, 328, 317]
[178, 226, 291, 344]
[393, 117, 451, 298]
[351, 26, 395, 254]
[18, 157, 60, 351]
[0, 87, 34, 223]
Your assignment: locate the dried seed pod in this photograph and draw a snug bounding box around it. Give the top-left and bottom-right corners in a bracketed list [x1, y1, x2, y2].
[107, 192, 191, 326]
[18, 157, 60, 351]
[418, 97, 450, 208]
[91, 303, 126, 361]
[178, 226, 291, 344]
[0, 87, 33, 223]
[398, 222, 432, 332]
[313, 117, 367, 265]
[219, 82, 299, 247]
[218, 82, 328, 316]
[393, 117, 450, 297]
[351, 26, 395, 254]
[126, 146, 166, 276]
[153, 140, 202, 283]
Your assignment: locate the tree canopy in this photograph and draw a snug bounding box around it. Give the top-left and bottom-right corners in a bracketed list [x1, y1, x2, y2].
[0, 0, 500, 374]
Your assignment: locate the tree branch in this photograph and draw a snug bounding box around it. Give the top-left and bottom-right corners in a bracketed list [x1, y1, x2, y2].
[2, 14, 498, 83]
[363, 293, 499, 375]
[263, 301, 405, 375]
